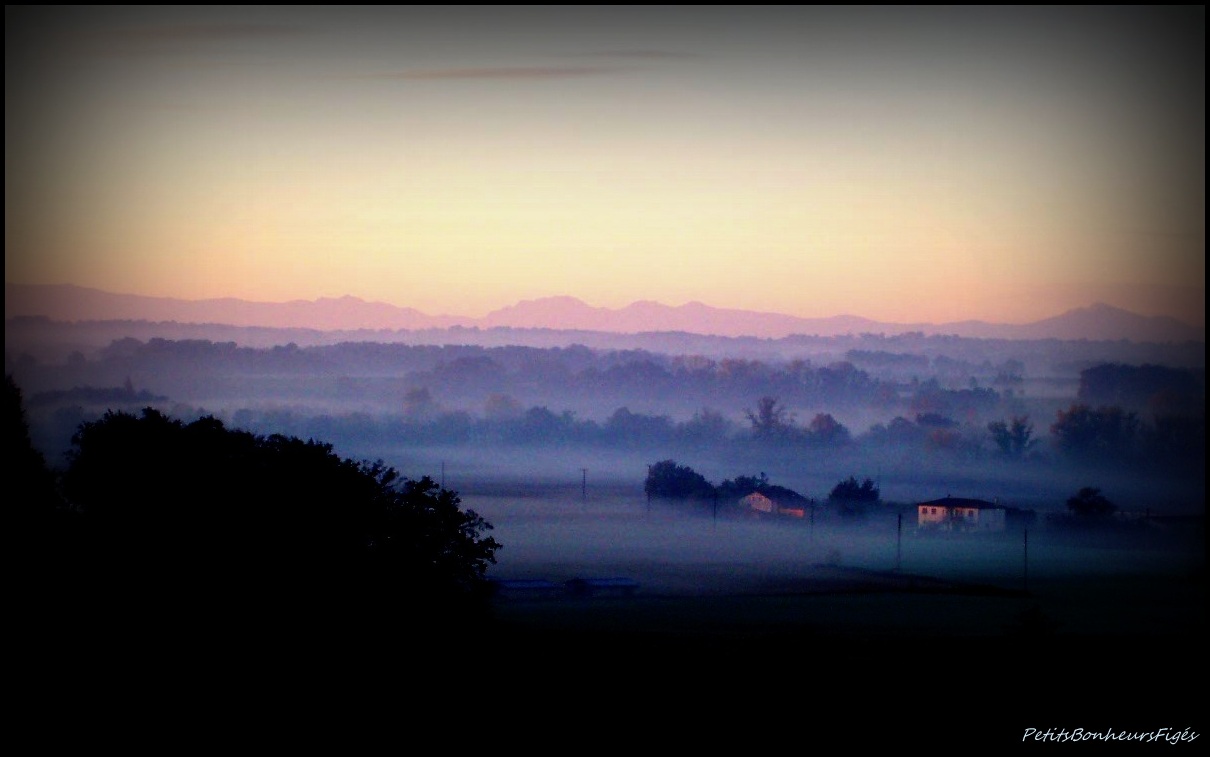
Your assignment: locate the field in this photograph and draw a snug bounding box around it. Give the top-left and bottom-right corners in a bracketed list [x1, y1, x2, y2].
[467, 487, 1203, 637]
[445, 484, 1205, 739]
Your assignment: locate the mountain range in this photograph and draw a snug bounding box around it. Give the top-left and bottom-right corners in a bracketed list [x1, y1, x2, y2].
[5, 283, 1204, 344]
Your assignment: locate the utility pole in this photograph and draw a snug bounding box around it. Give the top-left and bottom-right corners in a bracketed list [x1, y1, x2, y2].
[645, 465, 651, 513]
[441, 460, 445, 489]
[1023, 528, 1029, 592]
[581, 468, 587, 501]
[896, 512, 902, 572]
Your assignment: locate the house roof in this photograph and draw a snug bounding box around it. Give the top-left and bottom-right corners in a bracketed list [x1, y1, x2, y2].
[739, 488, 808, 506]
[917, 496, 1001, 509]
[740, 492, 773, 503]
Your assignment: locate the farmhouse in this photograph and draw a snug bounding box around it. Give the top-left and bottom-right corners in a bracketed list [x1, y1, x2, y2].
[917, 496, 1007, 532]
[740, 491, 775, 513]
[739, 491, 807, 518]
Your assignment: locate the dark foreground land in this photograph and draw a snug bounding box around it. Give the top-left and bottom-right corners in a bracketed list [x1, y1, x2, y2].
[26, 501, 1204, 750]
[472, 566, 1205, 749]
[29, 564, 1203, 750]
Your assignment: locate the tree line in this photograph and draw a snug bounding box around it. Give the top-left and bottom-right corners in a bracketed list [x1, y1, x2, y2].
[28, 389, 1203, 477]
[644, 459, 884, 519]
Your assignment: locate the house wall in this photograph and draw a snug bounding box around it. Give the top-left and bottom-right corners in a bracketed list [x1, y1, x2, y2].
[918, 505, 950, 527]
[917, 504, 1007, 532]
[742, 493, 774, 513]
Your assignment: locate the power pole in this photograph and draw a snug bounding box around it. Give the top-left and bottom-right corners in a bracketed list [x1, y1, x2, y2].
[896, 512, 902, 572]
[1023, 528, 1029, 592]
[581, 468, 587, 501]
[646, 465, 651, 512]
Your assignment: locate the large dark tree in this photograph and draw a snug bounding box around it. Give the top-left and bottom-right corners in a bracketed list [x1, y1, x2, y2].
[644, 459, 715, 500]
[806, 412, 850, 446]
[53, 408, 501, 651]
[828, 476, 880, 504]
[827, 475, 880, 518]
[1065, 486, 1117, 518]
[1050, 404, 1140, 463]
[6, 373, 61, 522]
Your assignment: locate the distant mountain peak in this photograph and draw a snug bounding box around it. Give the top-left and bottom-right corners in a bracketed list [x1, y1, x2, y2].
[4, 282, 1203, 343]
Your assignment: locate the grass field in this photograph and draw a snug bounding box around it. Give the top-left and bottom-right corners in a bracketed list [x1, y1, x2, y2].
[453, 492, 1204, 744]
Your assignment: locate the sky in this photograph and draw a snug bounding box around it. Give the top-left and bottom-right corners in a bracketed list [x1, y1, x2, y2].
[5, 6, 1205, 327]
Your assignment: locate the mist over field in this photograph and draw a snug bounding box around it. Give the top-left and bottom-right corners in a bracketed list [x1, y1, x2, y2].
[8, 316, 1203, 510]
[6, 306, 1204, 740]
[8, 317, 1203, 613]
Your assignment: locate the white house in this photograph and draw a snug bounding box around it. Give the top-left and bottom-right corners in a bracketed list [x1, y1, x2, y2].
[917, 496, 1007, 532]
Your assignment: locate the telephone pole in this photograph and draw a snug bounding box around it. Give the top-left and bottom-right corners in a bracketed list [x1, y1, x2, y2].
[1023, 528, 1029, 592]
[896, 512, 902, 572]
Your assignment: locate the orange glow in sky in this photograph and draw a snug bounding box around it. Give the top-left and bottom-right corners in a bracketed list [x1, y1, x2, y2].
[5, 6, 1204, 327]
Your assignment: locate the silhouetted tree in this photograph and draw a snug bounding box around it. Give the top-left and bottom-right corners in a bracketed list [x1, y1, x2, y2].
[988, 415, 1038, 459]
[827, 475, 880, 518]
[1065, 487, 1117, 518]
[57, 408, 501, 648]
[1078, 363, 1202, 408]
[506, 405, 590, 443]
[604, 406, 675, 445]
[8, 372, 71, 597]
[1140, 388, 1206, 471]
[677, 407, 734, 444]
[806, 412, 850, 446]
[644, 459, 715, 500]
[7, 373, 61, 521]
[716, 472, 770, 499]
[1050, 404, 1140, 462]
[746, 396, 794, 439]
[916, 412, 957, 429]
